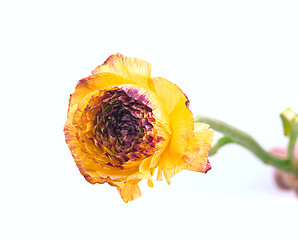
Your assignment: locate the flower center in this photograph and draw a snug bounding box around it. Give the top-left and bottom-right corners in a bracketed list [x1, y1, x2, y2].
[92, 88, 157, 165]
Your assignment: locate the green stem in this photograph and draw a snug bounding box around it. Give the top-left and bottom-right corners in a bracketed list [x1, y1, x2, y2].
[195, 115, 293, 174]
[288, 118, 298, 164]
[208, 136, 233, 156]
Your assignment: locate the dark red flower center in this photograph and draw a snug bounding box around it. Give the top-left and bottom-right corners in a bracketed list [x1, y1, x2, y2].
[92, 88, 157, 165]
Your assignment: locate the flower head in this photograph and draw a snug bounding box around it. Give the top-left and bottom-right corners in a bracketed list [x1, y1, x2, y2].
[64, 54, 213, 202]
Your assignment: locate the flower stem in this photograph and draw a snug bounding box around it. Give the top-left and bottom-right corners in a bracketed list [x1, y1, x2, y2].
[195, 115, 295, 175]
[208, 136, 233, 156]
[288, 118, 298, 164]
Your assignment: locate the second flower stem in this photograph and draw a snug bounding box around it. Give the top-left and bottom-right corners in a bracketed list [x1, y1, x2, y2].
[195, 115, 292, 173]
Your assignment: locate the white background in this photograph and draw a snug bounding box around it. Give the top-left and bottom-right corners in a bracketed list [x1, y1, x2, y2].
[1, 0, 297, 239]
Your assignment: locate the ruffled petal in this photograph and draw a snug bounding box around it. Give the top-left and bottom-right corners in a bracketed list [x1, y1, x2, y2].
[66, 88, 144, 183]
[157, 150, 187, 184]
[69, 73, 133, 110]
[157, 97, 194, 183]
[92, 53, 151, 84]
[184, 122, 213, 173]
[64, 104, 110, 184]
[69, 56, 153, 111]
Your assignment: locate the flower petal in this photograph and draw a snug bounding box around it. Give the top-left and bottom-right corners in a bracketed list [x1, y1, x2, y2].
[113, 180, 141, 203]
[64, 104, 109, 184]
[69, 73, 133, 110]
[66, 88, 145, 184]
[157, 97, 194, 183]
[157, 150, 187, 184]
[184, 122, 213, 173]
[92, 53, 151, 83]
[150, 77, 189, 114]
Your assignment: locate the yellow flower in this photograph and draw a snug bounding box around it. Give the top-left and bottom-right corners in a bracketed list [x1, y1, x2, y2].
[64, 54, 213, 202]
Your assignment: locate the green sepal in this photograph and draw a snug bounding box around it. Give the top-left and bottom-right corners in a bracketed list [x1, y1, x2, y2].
[280, 108, 297, 136]
[280, 108, 298, 164]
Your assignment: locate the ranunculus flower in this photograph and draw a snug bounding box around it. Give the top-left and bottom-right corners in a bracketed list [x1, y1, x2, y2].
[64, 54, 213, 202]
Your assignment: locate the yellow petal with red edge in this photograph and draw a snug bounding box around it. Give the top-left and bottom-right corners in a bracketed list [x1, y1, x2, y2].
[92, 53, 151, 84]
[66, 88, 143, 183]
[69, 72, 135, 110]
[184, 122, 214, 173]
[64, 104, 110, 184]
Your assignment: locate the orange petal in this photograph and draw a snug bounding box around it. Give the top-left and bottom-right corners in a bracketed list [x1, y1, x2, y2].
[126, 164, 155, 188]
[114, 181, 141, 203]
